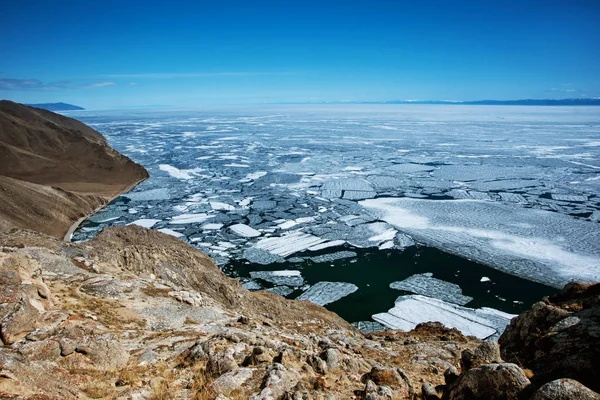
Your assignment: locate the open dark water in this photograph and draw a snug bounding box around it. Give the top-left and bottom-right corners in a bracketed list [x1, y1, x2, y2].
[225, 245, 558, 323]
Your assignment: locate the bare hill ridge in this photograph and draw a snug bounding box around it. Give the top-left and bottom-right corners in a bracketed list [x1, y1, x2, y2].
[0, 100, 148, 238]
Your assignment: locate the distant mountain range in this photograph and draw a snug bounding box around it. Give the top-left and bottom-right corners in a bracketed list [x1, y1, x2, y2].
[25, 102, 84, 111]
[275, 98, 600, 106]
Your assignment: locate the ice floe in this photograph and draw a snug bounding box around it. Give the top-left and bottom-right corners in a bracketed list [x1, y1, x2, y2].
[297, 282, 358, 306]
[210, 201, 235, 211]
[123, 188, 170, 201]
[230, 224, 261, 238]
[389, 273, 473, 305]
[170, 213, 214, 224]
[159, 164, 204, 180]
[129, 219, 161, 228]
[372, 294, 515, 340]
[249, 270, 304, 287]
[157, 228, 185, 238]
[253, 231, 327, 257]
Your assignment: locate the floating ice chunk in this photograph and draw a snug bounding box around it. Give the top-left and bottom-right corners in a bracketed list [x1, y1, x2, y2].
[170, 213, 214, 224]
[308, 240, 346, 251]
[368, 228, 397, 243]
[124, 188, 171, 201]
[379, 241, 395, 250]
[267, 286, 294, 297]
[202, 223, 224, 230]
[310, 251, 357, 263]
[550, 194, 588, 202]
[395, 233, 416, 249]
[239, 197, 253, 207]
[321, 178, 376, 200]
[352, 321, 387, 333]
[372, 295, 515, 340]
[389, 273, 473, 305]
[230, 224, 261, 238]
[480, 277, 491, 282]
[224, 163, 250, 168]
[128, 208, 138, 214]
[89, 212, 122, 223]
[242, 280, 262, 290]
[158, 228, 184, 238]
[278, 216, 316, 230]
[250, 270, 304, 287]
[253, 231, 327, 257]
[297, 282, 358, 306]
[210, 201, 235, 211]
[242, 248, 285, 265]
[129, 219, 161, 228]
[278, 220, 298, 229]
[367, 175, 404, 189]
[243, 171, 268, 181]
[159, 164, 204, 179]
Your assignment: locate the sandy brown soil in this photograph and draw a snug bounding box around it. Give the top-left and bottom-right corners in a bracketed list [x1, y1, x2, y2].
[0, 100, 148, 239]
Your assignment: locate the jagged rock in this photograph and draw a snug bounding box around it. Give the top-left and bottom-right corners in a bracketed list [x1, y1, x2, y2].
[256, 363, 301, 399]
[0, 253, 53, 345]
[361, 366, 412, 398]
[442, 363, 530, 400]
[422, 381, 441, 400]
[531, 378, 600, 400]
[444, 366, 460, 385]
[362, 379, 393, 400]
[499, 282, 600, 392]
[307, 354, 328, 375]
[320, 348, 340, 371]
[460, 341, 502, 371]
[212, 367, 254, 395]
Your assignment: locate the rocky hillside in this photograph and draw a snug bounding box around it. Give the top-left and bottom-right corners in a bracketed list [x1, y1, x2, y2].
[0, 100, 148, 239]
[1, 225, 599, 399]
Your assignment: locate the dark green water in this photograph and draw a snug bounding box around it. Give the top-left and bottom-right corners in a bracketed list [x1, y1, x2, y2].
[225, 245, 558, 323]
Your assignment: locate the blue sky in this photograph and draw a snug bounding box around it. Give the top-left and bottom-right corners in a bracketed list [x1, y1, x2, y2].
[1, 0, 599, 109]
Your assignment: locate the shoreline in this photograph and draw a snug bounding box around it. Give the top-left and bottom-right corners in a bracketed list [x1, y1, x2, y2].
[62, 177, 148, 242]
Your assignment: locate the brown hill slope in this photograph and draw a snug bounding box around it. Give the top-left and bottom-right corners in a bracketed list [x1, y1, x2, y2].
[0, 100, 148, 239]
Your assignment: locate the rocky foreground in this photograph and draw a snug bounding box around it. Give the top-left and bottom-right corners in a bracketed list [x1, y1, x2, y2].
[1, 225, 599, 399]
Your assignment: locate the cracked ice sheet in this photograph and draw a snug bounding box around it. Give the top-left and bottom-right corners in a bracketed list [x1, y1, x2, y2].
[390, 273, 473, 305]
[297, 282, 358, 306]
[360, 197, 600, 288]
[373, 295, 515, 340]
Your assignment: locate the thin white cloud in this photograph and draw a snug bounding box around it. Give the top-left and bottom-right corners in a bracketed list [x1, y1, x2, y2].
[105, 71, 295, 79]
[0, 78, 117, 91]
[87, 81, 116, 87]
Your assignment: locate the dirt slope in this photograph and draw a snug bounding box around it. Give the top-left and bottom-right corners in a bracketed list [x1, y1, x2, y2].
[0, 100, 148, 239]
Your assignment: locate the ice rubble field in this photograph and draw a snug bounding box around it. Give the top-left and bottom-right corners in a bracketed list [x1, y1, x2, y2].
[70, 105, 600, 339]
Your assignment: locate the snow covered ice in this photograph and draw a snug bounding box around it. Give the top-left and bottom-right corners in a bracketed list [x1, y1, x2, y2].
[390, 273, 473, 305]
[373, 295, 516, 340]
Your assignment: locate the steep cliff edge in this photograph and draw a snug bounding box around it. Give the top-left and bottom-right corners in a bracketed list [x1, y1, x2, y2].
[0, 100, 148, 239]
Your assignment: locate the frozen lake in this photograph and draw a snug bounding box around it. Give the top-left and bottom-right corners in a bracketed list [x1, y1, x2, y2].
[69, 105, 600, 338]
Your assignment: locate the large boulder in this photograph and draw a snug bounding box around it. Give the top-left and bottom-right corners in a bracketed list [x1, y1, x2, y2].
[499, 282, 600, 392]
[0, 253, 53, 345]
[442, 363, 530, 400]
[531, 378, 600, 400]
